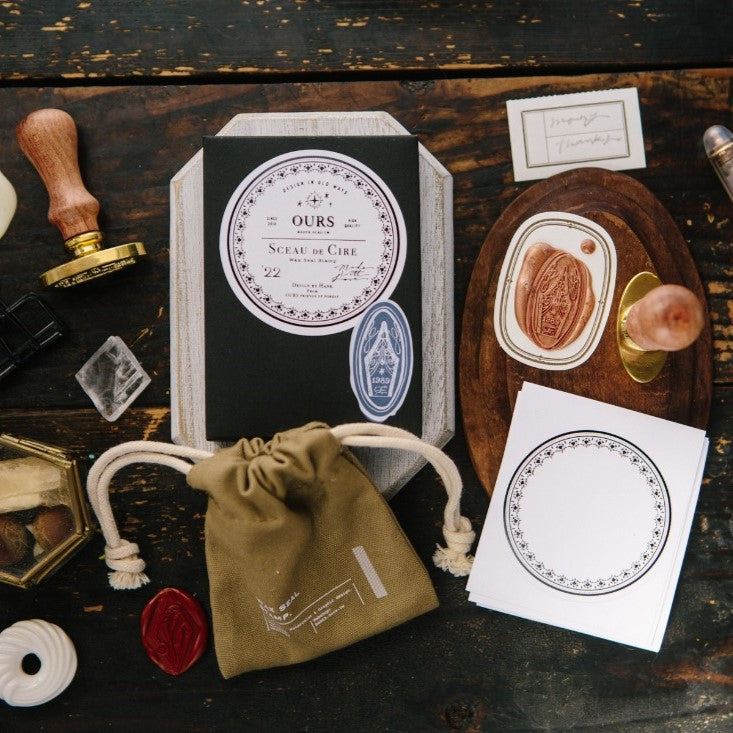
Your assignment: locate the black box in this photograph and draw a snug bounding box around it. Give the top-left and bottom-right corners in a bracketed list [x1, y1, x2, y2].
[203, 135, 422, 439]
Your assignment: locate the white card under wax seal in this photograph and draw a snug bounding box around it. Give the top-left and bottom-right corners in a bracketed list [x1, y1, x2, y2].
[219, 149, 406, 336]
[507, 88, 646, 181]
[494, 211, 617, 369]
[467, 383, 708, 652]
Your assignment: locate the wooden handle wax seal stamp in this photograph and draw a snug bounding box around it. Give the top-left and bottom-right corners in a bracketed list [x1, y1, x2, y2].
[16, 108, 146, 288]
[617, 272, 705, 383]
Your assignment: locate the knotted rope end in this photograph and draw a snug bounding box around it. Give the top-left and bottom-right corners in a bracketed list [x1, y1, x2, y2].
[104, 540, 149, 590]
[108, 569, 150, 590]
[433, 516, 476, 577]
[433, 546, 474, 577]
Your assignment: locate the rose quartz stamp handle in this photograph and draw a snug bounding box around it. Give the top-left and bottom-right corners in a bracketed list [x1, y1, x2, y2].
[625, 284, 704, 352]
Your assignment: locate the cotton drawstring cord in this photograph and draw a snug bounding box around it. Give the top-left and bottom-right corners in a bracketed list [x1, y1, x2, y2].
[86, 426, 474, 590]
[331, 423, 475, 577]
[86, 441, 213, 590]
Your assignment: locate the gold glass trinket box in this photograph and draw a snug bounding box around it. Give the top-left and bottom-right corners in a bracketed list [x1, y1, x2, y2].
[0, 434, 93, 588]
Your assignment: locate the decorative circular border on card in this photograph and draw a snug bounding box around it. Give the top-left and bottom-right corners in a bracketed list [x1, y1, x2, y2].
[219, 149, 407, 336]
[503, 430, 671, 595]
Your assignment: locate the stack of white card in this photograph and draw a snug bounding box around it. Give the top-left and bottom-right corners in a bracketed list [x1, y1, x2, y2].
[467, 382, 709, 651]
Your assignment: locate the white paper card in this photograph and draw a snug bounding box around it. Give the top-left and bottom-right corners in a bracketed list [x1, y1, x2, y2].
[507, 88, 646, 181]
[467, 383, 708, 651]
[493, 211, 617, 370]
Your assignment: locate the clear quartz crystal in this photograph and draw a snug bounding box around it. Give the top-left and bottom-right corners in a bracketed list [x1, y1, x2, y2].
[75, 335, 151, 421]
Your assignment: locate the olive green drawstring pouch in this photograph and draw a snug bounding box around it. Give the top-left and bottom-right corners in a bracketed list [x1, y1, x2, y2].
[86, 422, 475, 678]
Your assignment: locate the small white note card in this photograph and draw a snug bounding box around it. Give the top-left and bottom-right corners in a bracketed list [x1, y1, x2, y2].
[467, 383, 708, 652]
[507, 87, 646, 181]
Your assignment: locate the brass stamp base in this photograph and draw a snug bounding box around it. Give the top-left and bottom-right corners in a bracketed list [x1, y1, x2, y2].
[41, 240, 146, 288]
[617, 272, 667, 383]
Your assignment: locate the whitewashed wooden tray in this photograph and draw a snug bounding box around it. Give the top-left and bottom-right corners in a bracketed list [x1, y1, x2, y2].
[169, 112, 454, 498]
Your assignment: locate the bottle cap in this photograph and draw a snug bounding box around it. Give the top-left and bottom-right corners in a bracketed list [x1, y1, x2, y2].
[703, 124, 733, 156]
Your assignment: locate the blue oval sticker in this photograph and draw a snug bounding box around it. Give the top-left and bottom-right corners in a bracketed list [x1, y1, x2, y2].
[349, 300, 413, 422]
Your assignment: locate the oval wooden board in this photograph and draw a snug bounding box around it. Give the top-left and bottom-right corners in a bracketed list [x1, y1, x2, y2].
[459, 167, 712, 496]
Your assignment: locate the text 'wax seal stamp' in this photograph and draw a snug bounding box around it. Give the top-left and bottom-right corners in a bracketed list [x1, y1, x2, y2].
[494, 212, 617, 370]
[16, 108, 146, 288]
[140, 588, 208, 676]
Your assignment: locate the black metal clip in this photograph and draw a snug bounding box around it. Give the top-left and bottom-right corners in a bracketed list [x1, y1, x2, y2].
[0, 293, 66, 379]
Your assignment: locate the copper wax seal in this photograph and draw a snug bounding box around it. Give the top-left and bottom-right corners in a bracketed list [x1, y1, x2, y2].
[515, 242, 595, 351]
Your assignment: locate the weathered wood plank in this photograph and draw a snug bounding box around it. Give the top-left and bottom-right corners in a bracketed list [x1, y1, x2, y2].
[0, 1, 732, 83]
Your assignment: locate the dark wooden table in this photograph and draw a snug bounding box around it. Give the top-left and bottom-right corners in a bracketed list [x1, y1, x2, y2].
[0, 3, 731, 731]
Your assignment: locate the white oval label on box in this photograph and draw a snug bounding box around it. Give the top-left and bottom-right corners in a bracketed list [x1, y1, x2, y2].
[220, 149, 407, 336]
[494, 211, 617, 369]
[350, 300, 413, 422]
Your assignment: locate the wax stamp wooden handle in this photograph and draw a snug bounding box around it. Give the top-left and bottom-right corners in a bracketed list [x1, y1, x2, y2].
[16, 108, 100, 241]
[625, 283, 704, 352]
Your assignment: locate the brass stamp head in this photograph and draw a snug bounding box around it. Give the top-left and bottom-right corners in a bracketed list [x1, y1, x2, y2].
[40, 232, 146, 288]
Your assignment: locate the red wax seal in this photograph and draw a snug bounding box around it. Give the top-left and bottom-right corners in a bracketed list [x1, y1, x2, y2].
[140, 587, 208, 675]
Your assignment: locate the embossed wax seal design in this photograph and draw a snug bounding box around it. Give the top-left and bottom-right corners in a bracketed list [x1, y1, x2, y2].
[515, 243, 595, 350]
[494, 211, 617, 370]
[504, 431, 670, 595]
[350, 300, 413, 422]
[140, 587, 208, 676]
[220, 149, 407, 336]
